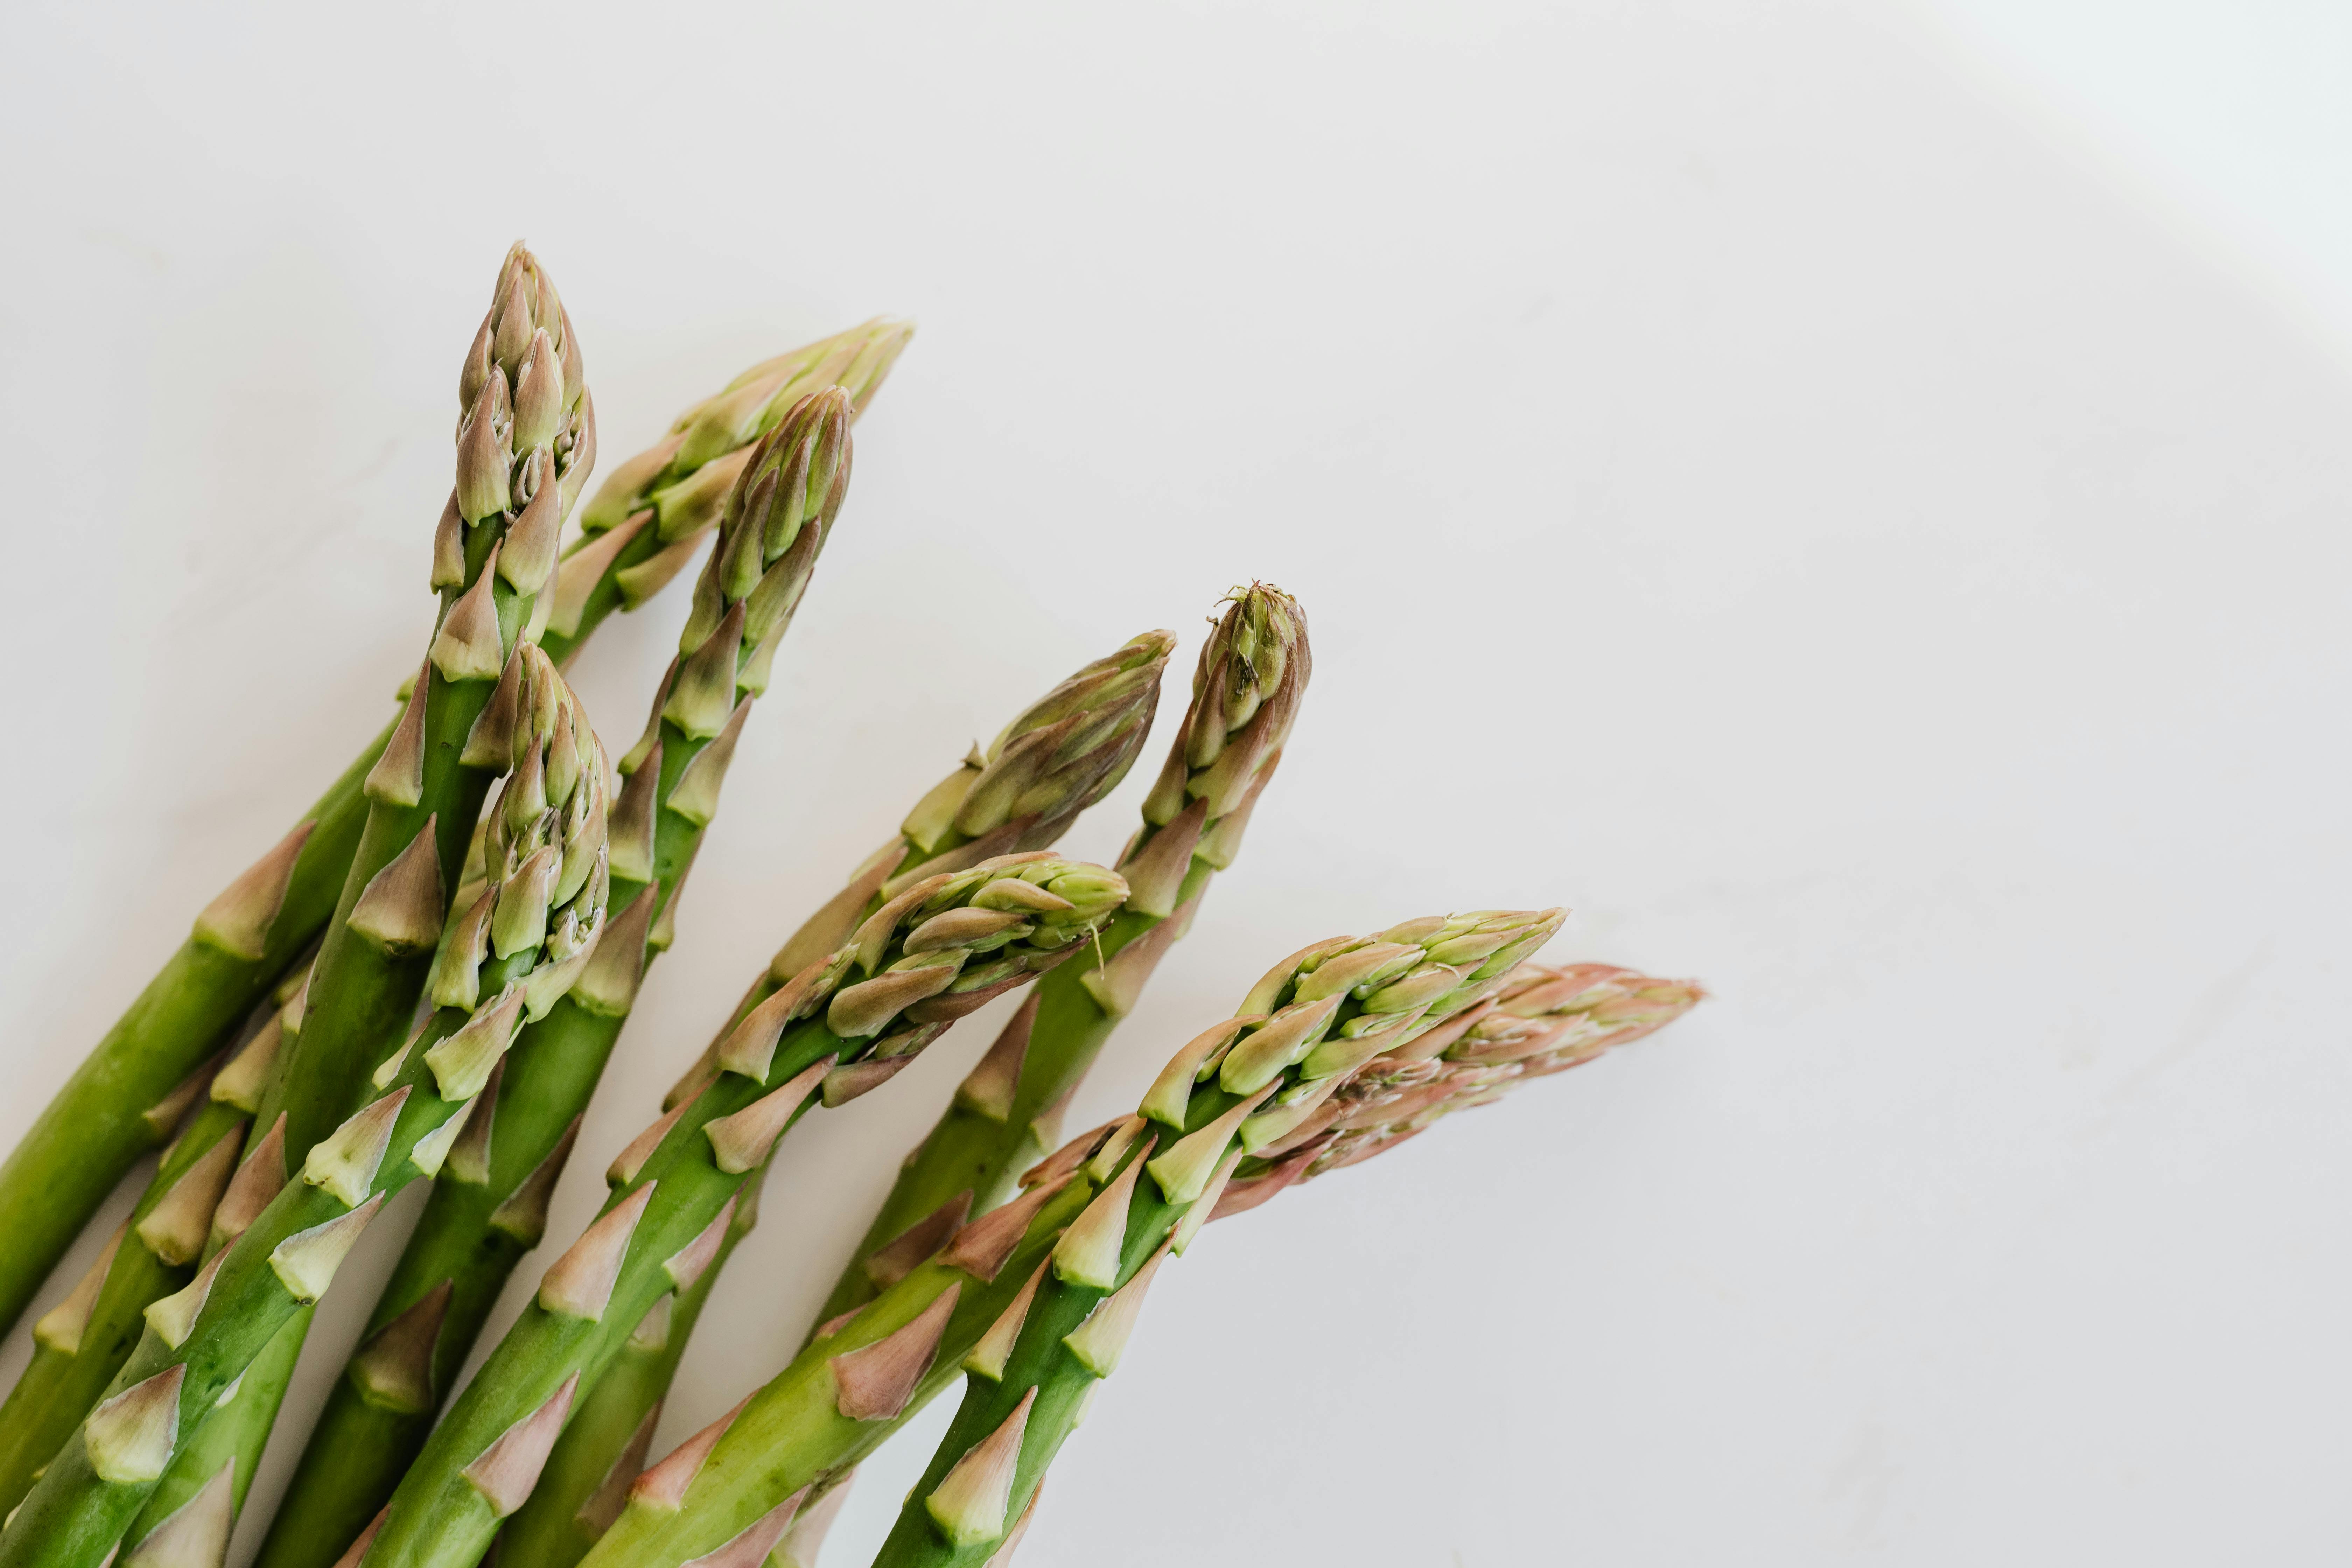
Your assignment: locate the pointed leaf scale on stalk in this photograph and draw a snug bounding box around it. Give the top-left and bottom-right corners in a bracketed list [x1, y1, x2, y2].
[964, 1259, 1050, 1382]
[1063, 1242, 1169, 1376]
[142, 1248, 227, 1349]
[678, 1490, 809, 1568]
[630, 1394, 750, 1511]
[85, 1365, 186, 1484]
[662, 602, 744, 741]
[705, 1058, 833, 1174]
[120, 1460, 233, 1568]
[860, 1193, 971, 1289]
[925, 1388, 1035, 1548]
[302, 1087, 410, 1206]
[460, 1371, 579, 1517]
[346, 816, 446, 956]
[364, 662, 433, 807]
[432, 541, 510, 683]
[665, 697, 753, 827]
[135, 1130, 243, 1265]
[539, 1182, 655, 1321]
[830, 1285, 958, 1420]
[952, 994, 1038, 1122]
[270, 1192, 386, 1302]
[209, 1014, 284, 1113]
[663, 1194, 736, 1292]
[411, 1097, 476, 1179]
[940, 1172, 1074, 1284]
[351, 1281, 454, 1414]
[1053, 1143, 1153, 1290]
[210, 1113, 287, 1247]
[489, 1115, 580, 1245]
[33, 1223, 125, 1354]
[570, 882, 659, 1017]
[191, 820, 316, 960]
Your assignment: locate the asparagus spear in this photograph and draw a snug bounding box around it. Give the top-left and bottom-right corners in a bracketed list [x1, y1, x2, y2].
[0, 652, 614, 1568]
[496, 631, 1178, 1568]
[867, 960, 1706, 1567]
[248, 388, 868, 1568]
[0, 975, 303, 1514]
[349, 855, 1132, 1568]
[811, 585, 1310, 1335]
[560, 909, 1569, 1568]
[0, 314, 906, 1340]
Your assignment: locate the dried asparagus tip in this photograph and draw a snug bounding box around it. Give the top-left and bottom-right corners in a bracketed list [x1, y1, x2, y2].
[862, 1192, 972, 1288]
[703, 1057, 832, 1173]
[629, 1394, 752, 1510]
[350, 1280, 455, 1414]
[539, 1182, 656, 1321]
[302, 1088, 411, 1207]
[488, 1115, 582, 1245]
[678, 1489, 809, 1568]
[662, 1194, 737, 1292]
[952, 994, 1038, 1122]
[191, 820, 316, 960]
[939, 1172, 1074, 1284]
[964, 1258, 1050, 1382]
[85, 1365, 186, 1484]
[1052, 1139, 1154, 1290]
[142, 1248, 229, 1348]
[346, 816, 446, 956]
[119, 1460, 234, 1568]
[1062, 1244, 1169, 1377]
[269, 1192, 387, 1302]
[33, 1223, 126, 1354]
[135, 1129, 243, 1265]
[209, 1113, 287, 1248]
[924, 1389, 1036, 1547]
[460, 1370, 580, 1516]
[830, 1286, 960, 1421]
[365, 663, 433, 808]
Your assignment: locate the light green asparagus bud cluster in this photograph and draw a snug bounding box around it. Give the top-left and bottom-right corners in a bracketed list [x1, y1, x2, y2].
[757, 631, 1176, 995]
[552, 321, 910, 638]
[440, 247, 595, 633]
[1303, 961, 1707, 1178]
[350, 854, 1129, 1568]
[0, 666, 611, 1568]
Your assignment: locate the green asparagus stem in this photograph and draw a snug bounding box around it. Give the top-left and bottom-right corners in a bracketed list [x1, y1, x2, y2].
[0, 652, 613, 1568]
[250, 392, 868, 1568]
[564, 911, 1576, 1568]
[0, 974, 303, 1515]
[0, 315, 904, 1342]
[352, 856, 1130, 1568]
[812, 585, 1310, 1332]
[868, 958, 1705, 1567]
[495, 632, 1177, 1568]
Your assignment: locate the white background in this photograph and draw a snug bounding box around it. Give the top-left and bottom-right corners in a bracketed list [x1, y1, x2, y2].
[2, 2, 2346, 1563]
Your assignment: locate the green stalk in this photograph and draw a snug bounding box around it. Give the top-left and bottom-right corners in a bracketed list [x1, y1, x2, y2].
[495, 631, 1179, 1568]
[0, 646, 614, 1568]
[811, 585, 1311, 1332]
[247, 390, 872, 1568]
[355, 858, 1132, 1568]
[0, 314, 905, 1344]
[572, 913, 1592, 1568]
[868, 955, 1703, 1567]
[0, 971, 305, 1516]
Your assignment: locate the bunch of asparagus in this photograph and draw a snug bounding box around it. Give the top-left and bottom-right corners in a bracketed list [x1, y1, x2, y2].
[0, 242, 1703, 1568]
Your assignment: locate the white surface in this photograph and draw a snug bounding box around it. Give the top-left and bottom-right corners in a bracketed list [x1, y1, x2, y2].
[1, 2, 2347, 1563]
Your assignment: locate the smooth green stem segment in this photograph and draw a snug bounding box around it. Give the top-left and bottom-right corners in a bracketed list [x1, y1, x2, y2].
[0, 741, 376, 1340]
[253, 727, 711, 1568]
